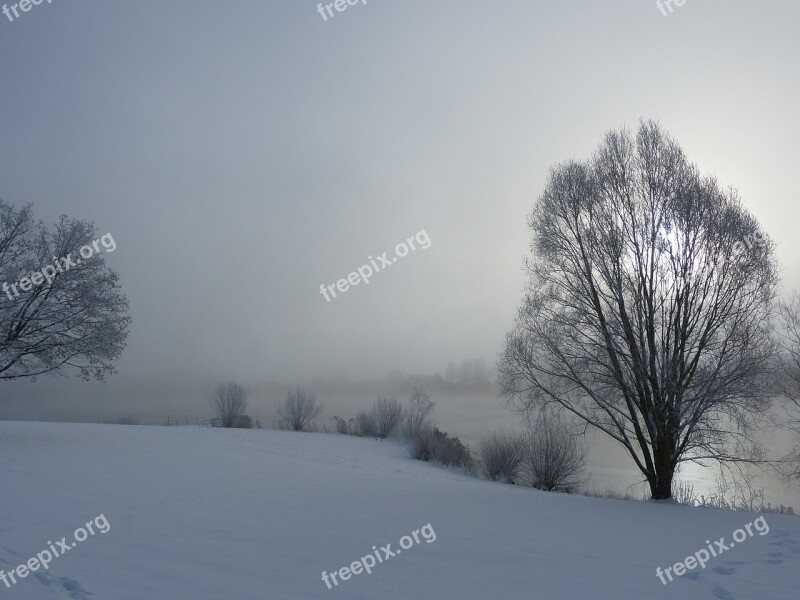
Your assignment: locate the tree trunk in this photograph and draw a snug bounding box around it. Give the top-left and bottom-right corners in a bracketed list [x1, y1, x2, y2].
[649, 444, 674, 500]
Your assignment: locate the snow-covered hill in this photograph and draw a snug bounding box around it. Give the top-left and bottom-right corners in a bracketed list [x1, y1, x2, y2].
[1, 421, 797, 599]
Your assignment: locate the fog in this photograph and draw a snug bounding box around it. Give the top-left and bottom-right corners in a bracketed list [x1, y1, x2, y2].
[1, 1, 799, 504]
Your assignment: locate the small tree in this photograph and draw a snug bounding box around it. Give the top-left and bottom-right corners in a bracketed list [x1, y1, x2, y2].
[277, 388, 321, 432]
[212, 383, 248, 428]
[404, 387, 436, 438]
[373, 397, 403, 439]
[523, 412, 586, 492]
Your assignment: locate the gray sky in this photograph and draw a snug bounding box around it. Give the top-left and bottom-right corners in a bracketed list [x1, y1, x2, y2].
[1, 0, 799, 420]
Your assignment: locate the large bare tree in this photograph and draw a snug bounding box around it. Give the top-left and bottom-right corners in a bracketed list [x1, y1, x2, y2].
[0, 200, 130, 381]
[777, 293, 800, 478]
[499, 120, 779, 499]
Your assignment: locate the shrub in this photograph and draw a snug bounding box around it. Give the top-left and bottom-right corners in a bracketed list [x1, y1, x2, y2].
[674, 478, 796, 514]
[403, 387, 435, 439]
[354, 398, 403, 439]
[432, 432, 473, 471]
[581, 488, 647, 501]
[523, 412, 586, 492]
[233, 415, 253, 429]
[410, 425, 474, 471]
[673, 481, 699, 506]
[212, 382, 248, 428]
[355, 410, 378, 437]
[331, 416, 353, 435]
[277, 389, 322, 431]
[373, 397, 403, 439]
[478, 432, 524, 483]
[410, 425, 437, 461]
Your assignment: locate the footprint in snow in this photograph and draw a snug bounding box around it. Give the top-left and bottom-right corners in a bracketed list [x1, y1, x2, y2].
[712, 585, 735, 600]
[772, 533, 798, 544]
[32, 571, 93, 599]
[59, 576, 93, 599]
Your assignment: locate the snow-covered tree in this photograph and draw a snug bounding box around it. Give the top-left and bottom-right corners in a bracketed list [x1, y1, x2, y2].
[0, 200, 129, 381]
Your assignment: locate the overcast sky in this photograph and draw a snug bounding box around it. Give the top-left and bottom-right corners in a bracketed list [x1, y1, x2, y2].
[1, 0, 799, 419]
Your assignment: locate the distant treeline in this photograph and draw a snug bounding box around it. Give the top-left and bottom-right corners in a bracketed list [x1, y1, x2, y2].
[308, 359, 497, 398]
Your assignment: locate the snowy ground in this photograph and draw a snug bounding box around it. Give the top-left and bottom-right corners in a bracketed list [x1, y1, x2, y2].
[1, 421, 798, 599]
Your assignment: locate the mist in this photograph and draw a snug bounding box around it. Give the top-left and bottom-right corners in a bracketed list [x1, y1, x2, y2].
[2, 0, 800, 506]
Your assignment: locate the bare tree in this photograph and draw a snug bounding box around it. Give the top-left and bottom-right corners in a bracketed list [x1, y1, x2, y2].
[0, 200, 130, 381]
[212, 383, 248, 428]
[403, 386, 436, 438]
[499, 120, 779, 499]
[523, 411, 586, 492]
[372, 397, 403, 439]
[277, 388, 321, 432]
[777, 293, 800, 478]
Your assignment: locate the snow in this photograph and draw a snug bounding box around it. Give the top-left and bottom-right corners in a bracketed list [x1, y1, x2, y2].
[1, 421, 798, 599]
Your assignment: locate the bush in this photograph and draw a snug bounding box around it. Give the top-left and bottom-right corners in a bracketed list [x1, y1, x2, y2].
[432, 432, 473, 471]
[410, 425, 474, 471]
[354, 398, 403, 439]
[373, 397, 403, 439]
[478, 432, 524, 483]
[410, 425, 437, 461]
[331, 416, 353, 435]
[403, 387, 435, 439]
[233, 415, 253, 429]
[212, 382, 248, 428]
[522, 412, 586, 492]
[355, 410, 378, 437]
[277, 389, 322, 431]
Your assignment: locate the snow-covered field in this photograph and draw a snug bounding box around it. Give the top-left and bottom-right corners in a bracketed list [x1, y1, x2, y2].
[1, 421, 798, 600]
